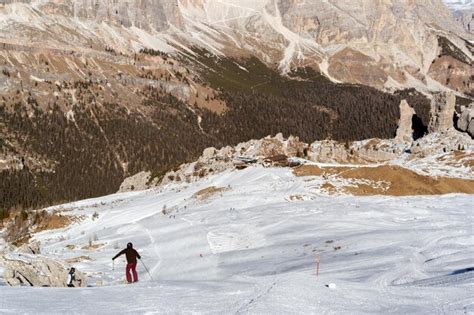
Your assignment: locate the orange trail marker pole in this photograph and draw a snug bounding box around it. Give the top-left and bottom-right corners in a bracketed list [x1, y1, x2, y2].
[315, 255, 320, 276]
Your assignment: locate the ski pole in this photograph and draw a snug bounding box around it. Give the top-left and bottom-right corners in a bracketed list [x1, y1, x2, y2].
[140, 259, 154, 281]
[112, 259, 115, 271]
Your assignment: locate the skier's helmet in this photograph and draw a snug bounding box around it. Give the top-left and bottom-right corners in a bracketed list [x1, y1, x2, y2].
[127, 242, 133, 248]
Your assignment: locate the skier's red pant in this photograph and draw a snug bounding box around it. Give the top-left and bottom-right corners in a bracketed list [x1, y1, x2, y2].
[126, 263, 138, 283]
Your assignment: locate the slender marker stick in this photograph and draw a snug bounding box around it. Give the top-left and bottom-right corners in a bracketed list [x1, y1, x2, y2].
[316, 256, 320, 276]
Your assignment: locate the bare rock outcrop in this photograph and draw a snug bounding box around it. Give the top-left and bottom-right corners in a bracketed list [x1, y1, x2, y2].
[456, 103, 474, 138]
[119, 126, 474, 190]
[118, 171, 152, 193]
[307, 141, 352, 163]
[353, 140, 402, 162]
[17, 240, 41, 255]
[120, 136, 301, 190]
[39, 0, 184, 31]
[235, 133, 307, 158]
[2, 253, 86, 287]
[428, 92, 456, 132]
[160, 134, 307, 185]
[258, 129, 471, 167]
[158, 146, 234, 186]
[307, 137, 405, 164]
[411, 128, 474, 156]
[395, 100, 416, 143]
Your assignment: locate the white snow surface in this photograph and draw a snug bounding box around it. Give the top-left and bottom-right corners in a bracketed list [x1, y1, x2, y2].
[443, 0, 473, 11]
[1, 166, 474, 314]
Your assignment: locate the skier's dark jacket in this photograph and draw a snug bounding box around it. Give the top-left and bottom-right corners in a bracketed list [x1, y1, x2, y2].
[113, 243, 141, 264]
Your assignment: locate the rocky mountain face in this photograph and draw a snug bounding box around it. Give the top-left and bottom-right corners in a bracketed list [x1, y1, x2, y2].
[457, 103, 474, 135]
[1, 0, 183, 30]
[443, 0, 473, 32]
[0, 0, 472, 91]
[0, 0, 473, 212]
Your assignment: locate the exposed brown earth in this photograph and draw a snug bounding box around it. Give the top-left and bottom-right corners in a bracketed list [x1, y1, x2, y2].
[82, 243, 106, 251]
[439, 151, 474, 168]
[321, 182, 338, 194]
[190, 85, 227, 114]
[288, 195, 305, 201]
[4, 210, 76, 246]
[328, 48, 388, 88]
[428, 56, 473, 95]
[293, 164, 474, 196]
[193, 186, 230, 200]
[65, 256, 93, 264]
[34, 213, 74, 233]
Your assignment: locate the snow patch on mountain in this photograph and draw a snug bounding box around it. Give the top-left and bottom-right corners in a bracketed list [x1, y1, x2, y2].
[129, 26, 176, 53]
[443, 0, 473, 11]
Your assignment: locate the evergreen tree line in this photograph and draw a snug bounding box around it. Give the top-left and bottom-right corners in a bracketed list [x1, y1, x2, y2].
[194, 54, 431, 143]
[0, 93, 213, 212]
[0, 55, 433, 213]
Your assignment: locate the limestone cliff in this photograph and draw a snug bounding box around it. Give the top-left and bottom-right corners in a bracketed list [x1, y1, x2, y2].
[0, 0, 472, 91]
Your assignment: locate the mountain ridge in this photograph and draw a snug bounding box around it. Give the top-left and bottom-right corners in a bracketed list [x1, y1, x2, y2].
[0, 0, 472, 92]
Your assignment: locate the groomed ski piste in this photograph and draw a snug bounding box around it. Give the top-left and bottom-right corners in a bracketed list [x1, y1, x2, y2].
[1, 166, 473, 314]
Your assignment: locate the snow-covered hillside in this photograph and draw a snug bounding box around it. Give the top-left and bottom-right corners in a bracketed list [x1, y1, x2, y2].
[443, 0, 473, 10]
[1, 166, 473, 313]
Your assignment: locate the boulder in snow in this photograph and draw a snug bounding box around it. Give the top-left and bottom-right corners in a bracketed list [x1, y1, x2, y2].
[456, 103, 474, 138]
[2, 253, 86, 287]
[118, 171, 152, 192]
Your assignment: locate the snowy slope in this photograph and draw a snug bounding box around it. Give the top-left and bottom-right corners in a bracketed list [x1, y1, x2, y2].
[1, 166, 473, 313]
[443, 0, 473, 10]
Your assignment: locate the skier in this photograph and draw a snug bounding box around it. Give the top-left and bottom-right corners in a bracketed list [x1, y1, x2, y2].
[66, 267, 77, 287]
[112, 242, 141, 283]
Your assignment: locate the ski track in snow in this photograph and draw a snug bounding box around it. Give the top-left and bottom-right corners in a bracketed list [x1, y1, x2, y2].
[135, 221, 161, 279]
[0, 167, 473, 314]
[234, 277, 278, 314]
